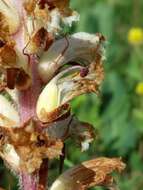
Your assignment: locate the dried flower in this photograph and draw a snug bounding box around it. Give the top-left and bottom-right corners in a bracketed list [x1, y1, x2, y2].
[50, 157, 125, 190]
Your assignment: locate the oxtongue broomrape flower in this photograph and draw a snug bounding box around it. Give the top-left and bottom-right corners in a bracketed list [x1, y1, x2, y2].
[0, 0, 125, 190]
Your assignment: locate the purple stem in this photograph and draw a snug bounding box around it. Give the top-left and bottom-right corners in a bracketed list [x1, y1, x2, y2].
[18, 55, 43, 189]
[18, 55, 42, 125]
[20, 172, 38, 190]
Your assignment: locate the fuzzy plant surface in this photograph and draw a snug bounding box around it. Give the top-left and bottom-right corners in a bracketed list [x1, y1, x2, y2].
[0, 0, 125, 190]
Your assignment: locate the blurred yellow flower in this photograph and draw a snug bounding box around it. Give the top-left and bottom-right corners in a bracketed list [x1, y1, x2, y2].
[128, 27, 143, 45]
[136, 82, 143, 95]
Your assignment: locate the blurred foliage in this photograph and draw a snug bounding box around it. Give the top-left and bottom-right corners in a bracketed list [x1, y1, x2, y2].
[1, 0, 143, 189]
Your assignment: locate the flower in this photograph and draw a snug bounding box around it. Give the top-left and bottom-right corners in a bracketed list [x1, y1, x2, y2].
[136, 82, 143, 95]
[128, 27, 143, 45]
[36, 33, 105, 122]
[50, 157, 125, 190]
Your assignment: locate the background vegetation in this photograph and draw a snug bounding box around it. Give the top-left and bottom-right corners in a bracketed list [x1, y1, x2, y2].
[0, 0, 143, 189]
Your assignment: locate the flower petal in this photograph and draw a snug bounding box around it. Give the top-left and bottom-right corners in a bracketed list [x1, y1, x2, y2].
[36, 61, 104, 122]
[36, 32, 105, 123]
[0, 121, 63, 173]
[0, 41, 31, 90]
[0, 143, 20, 172]
[0, 0, 20, 34]
[0, 94, 20, 128]
[46, 116, 95, 151]
[50, 157, 125, 190]
[38, 32, 105, 82]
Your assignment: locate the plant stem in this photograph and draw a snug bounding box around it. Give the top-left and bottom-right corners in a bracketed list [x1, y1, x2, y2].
[18, 55, 45, 190]
[18, 55, 42, 125]
[38, 159, 49, 190]
[20, 159, 49, 190]
[20, 172, 38, 190]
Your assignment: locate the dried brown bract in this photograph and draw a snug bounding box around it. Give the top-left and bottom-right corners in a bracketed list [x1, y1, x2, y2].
[0, 121, 63, 173]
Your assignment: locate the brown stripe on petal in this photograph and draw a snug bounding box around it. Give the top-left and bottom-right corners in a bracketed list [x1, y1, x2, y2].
[44, 32, 54, 51]
[51, 157, 125, 190]
[26, 28, 54, 54]
[39, 103, 70, 123]
[33, 28, 48, 48]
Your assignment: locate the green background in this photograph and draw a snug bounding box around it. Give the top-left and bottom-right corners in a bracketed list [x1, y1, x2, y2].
[0, 0, 143, 189]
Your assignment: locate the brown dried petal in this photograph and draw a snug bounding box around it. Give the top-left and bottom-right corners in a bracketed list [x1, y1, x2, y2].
[38, 0, 70, 13]
[0, 0, 20, 34]
[38, 103, 70, 123]
[46, 116, 95, 151]
[6, 68, 19, 89]
[50, 157, 126, 190]
[24, 0, 37, 15]
[5, 68, 31, 90]
[0, 43, 17, 67]
[0, 12, 9, 40]
[15, 69, 31, 90]
[26, 27, 54, 55]
[69, 117, 95, 151]
[48, 0, 69, 10]
[0, 122, 63, 173]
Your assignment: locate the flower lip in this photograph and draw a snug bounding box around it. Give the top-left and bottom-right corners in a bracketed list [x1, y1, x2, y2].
[50, 157, 125, 190]
[36, 57, 104, 123]
[36, 65, 82, 122]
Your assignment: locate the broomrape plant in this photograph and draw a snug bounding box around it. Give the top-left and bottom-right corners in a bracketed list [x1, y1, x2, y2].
[0, 0, 125, 189]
